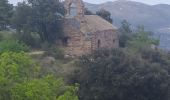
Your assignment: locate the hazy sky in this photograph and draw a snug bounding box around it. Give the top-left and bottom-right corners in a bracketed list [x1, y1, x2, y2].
[85, 0, 170, 5]
[9, 0, 170, 5]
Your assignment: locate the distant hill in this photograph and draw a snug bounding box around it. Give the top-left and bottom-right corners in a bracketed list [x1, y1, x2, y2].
[85, 1, 170, 33]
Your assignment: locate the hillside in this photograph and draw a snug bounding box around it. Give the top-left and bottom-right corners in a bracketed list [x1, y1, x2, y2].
[85, 1, 170, 33]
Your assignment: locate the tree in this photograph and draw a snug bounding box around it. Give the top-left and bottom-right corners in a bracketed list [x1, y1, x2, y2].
[28, 0, 65, 43]
[0, 39, 29, 54]
[96, 9, 112, 23]
[12, 0, 66, 43]
[128, 26, 159, 50]
[0, 0, 13, 30]
[77, 49, 170, 100]
[12, 2, 42, 47]
[0, 52, 79, 100]
[12, 2, 33, 32]
[84, 8, 93, 15]
[12, 76, 78, 100]
[118, 20, 133, 47]
[0, 52, 39, 99]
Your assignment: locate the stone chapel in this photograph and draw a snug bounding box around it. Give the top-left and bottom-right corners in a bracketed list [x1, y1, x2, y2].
[63, 0, 119, 56]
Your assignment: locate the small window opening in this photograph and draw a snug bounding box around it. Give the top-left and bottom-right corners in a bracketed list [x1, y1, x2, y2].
[98, 39, 101, 48]
[62, 37, 69, 46]
[113, 39, 116, 43]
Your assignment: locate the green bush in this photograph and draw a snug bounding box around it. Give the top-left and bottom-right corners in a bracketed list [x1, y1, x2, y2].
[11, 76, 79, 100]
[17, 32, 41, 48]
[0, 31, 16, 40]
[0, 33, 2, 41]
[41, 41, 51, 50]
[77, 49, 170, 100]
[40, 42, 65, 60]
[0, 52, 79, 100]
[45, 47, 64, 59]
[0, 40, 29, 54]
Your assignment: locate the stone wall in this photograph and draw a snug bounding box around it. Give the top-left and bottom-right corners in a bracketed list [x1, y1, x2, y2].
[63, 19, 92, 56]
[63, 0, 119, 56]
[63, 19, 118, 56]
[91, 29, 119, 50]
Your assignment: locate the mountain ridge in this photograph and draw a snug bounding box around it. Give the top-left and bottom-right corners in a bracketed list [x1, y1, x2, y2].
[84, 1, 170, 33]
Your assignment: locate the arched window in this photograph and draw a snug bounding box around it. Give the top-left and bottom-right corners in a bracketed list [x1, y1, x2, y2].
[65, 0, 85, 17]
[98, 39, 101, 48]
[69, 1, 78, 17]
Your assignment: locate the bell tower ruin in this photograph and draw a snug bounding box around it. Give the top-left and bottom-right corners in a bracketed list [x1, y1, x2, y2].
[64, 0, 85, 18]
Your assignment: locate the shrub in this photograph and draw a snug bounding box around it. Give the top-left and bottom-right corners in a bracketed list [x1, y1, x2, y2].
[0, 31, 16, 40]
[0, 33, 2, 41]
[0, 52, 79, 100]
[17, 32, 41, 48]
[77, 49, 170, 100]
[45, 46, 64, 59]
[0, 39, 29, 54]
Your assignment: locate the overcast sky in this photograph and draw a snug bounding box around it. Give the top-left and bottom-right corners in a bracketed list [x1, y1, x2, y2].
[9, 0, 170, 5]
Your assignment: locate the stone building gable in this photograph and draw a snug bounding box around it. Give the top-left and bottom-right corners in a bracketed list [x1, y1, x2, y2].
[63, 17, 119, 56]
[62, 0, 119, 56]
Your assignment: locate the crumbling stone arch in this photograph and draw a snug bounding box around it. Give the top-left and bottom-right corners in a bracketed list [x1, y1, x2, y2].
[65, 0, 85, 18]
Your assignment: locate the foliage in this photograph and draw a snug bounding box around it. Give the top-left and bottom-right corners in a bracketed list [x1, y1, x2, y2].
[0, 31, 16, 40]
[45, 46, 64, 59]
[12, 0, 65, 43]
[0, 33, 2, 41]
[12, 2, 32, 32]
[118, 21, 159, 50]
[96, 9, 113, 23]
[0, 0, 13, 30]
[0, 52, 39, 99]
[118, 20, 133, 47]
[84, 8, 93, 15]
[12, 2, 41, 47]
[0, 52, 78, 100]
[57, 83, 79, 100]
[0, 39, 29, 54]
[17, 31, 41, 47]
[40, 42, 64, 59]
[77, 49, 170, 100]
[128, 26, 159, 50]
[0, 52, 39, 81]
[12, 76, 78, 100]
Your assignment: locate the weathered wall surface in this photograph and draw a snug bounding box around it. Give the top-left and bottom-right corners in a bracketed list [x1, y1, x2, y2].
[91, 29, 119, 50]
[63, 19, 92, 56]
[63, 0, 119, 56]
[63, 17, 119, 56]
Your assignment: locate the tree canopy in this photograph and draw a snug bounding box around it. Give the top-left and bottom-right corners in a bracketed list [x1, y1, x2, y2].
[12, 0, 65, 43]
[96, 9, 113, 23]
[0, 52, 78, 100]
[0, 39, 29, 54]
[77, 49, 170, 100]
[118, 20, 133, 47]
[128, 26, 159, 51]
[0, 0, 13, 30]
[84, 8, 93, 15]
[118, 20, 159, 50]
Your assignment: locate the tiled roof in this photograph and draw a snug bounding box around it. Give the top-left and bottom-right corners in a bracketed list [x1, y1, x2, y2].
[80, 15, 117, 33]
